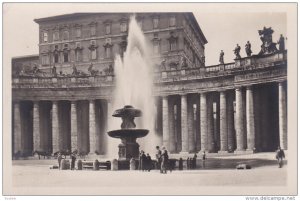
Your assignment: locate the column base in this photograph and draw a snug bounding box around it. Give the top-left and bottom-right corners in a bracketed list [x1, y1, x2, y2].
[234, 150, 255, 154]
[87, 153, 99, 159]
[218, 150, 229, 154]
[179, 151, 190, 155]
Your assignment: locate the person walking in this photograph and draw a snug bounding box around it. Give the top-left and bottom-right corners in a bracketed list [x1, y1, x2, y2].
[276, 147, 285, 168]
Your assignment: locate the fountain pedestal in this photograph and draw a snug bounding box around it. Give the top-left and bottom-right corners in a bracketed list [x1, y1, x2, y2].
[107, 105, 149, 162]
[118, 137, 139, 160]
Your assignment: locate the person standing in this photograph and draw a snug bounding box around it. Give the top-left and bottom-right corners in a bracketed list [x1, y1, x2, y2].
[57, 152, 63, 170]
[146, 153, 152, 172]
[155, 146, 162, 172]
[71, 152, 77, 170]
[202, 151, 207, 169]
[276, 147, 285, 168]
[161, 149, 169, 174]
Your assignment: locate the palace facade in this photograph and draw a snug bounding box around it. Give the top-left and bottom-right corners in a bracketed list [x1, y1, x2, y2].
[11, 12, 287, 157]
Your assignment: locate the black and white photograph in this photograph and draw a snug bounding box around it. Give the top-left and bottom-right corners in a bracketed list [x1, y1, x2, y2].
[2, 2, 298, 199]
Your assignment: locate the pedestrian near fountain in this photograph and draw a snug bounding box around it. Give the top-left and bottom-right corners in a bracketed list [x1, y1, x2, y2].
[57, 152, 63, 170]
[155, 146, 162, 172]
[146, 153, 152, 172]
[161, 148, 169, 174]
[70, 152, 77, 170]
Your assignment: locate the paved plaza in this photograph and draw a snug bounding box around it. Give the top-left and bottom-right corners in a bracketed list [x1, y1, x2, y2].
[10, 153, 288, 195]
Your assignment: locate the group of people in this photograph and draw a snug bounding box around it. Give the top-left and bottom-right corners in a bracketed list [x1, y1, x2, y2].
[155, 146, 170, 174]
[57, 151, 77, 170]
[138, 151, 152, 171]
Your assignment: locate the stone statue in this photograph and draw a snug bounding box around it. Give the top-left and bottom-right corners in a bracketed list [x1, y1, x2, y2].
[278, 34, 285, 51]
[52, 65, 57, 77]
[88, 63, 99, 76]
[258, 27, 278, 55]
[201, 55, 205, 65]
[161, 59, 166, 70]
[180, 57, 188, 68]
[234, 44, 241, 59]
[72, 63, 78, 76]
[245, 41, 252, 57]
[219, 50, 224, 64]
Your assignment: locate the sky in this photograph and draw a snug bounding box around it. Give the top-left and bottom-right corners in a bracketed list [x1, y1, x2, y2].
[3, 3, 288, 66]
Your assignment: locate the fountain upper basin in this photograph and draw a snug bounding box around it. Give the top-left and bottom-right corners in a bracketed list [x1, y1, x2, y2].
[107, 129, 149, 139]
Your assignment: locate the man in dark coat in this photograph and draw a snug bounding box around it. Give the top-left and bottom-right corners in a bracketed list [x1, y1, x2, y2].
[146, 153, 152, 172]
[71, 152, 77, 170]
[161, 149, 169, 174]
[276, 147, 285, 168]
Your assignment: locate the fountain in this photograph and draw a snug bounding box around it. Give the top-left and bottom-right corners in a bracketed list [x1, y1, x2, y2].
[107, 105, 149, 161]
[106, 15, 160, 160]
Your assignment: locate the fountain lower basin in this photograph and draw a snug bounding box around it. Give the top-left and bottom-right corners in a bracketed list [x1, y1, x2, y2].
[107, 129, 149, 139]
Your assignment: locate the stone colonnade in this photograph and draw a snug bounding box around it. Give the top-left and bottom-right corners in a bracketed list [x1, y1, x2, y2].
[13, 99, 110, 155]
[12, 82, 287, 156]
[157, 81, 287, 154]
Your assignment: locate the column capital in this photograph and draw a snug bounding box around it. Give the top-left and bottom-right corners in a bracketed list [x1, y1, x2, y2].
[89, 99, 95, 104]
[52, 100, 58, 105]
[246, 85, 253, 90]
[235, 87, 243, 92]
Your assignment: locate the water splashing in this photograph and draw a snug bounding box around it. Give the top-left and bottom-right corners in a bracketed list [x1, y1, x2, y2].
[106, 15, 161, 158]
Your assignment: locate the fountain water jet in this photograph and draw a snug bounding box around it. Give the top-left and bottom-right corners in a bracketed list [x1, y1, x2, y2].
[106, 15, 161, 158]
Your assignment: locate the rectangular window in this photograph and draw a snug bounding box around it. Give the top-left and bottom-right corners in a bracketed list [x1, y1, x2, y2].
[105, 24, 111, 35]
[53, 31, 59, 41]
[75, 50, 82, 62]
[153, 18, 159, 29]
[170, 40, 177, 51]
[120, 22, 127, 32]
[63, 52, 69, 63]
[91, 49, 97, 60]
[43, 32, 48, 43]
[105, 46, 111, 58]
[63, 31, 69, 40]
[91, 26, 96, 36]
[169, 16, 176, 27]
[76, 28, 81, 38]
[41, 55, 49, 65]
[54, 53, 59, 63]
[153, 41, 160, 54]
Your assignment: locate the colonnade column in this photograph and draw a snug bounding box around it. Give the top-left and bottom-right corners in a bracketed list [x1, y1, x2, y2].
[235, 88, 245, 151]
[207, 95, 215, 152]
[246, 86, 255, 151]
[162, 96, 169, 150]
[89, 100, 96, 154]
[227, 94, 235, 152]
[33, 101, 40, 152]
[52, 101, 59, 153]
[278, 82, 287, 149]
[70, 101, 78, 152]
[13, 101, 22, 154]
[219, 91, 228, 152]
[200, 93, 207, 152]
[181, 94, 189, 153]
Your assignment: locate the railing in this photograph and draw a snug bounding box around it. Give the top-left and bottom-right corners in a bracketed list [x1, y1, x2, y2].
[12, 51, 287, 87]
